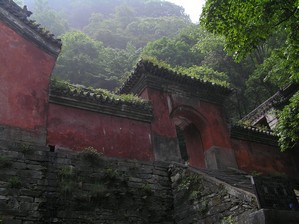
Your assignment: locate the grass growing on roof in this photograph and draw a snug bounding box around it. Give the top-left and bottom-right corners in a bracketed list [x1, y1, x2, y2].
[51, 77, 146, 104]
[141, 56, 230, 87]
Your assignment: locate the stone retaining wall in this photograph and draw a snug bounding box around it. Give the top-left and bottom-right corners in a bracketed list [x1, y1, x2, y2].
[0, 141, 173, 224]
[0, 140, 260, 224]
[170, 164, 258, 224]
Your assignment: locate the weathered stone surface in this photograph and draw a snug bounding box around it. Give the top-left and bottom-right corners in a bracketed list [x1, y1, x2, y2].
[0, 143, 174, 223]
[152, 134, 181, 162]
[204, 146, 238, 170]
[2, 140, 297, 223]
[170, 164, 258, 224]
[238, 209, 299, 224]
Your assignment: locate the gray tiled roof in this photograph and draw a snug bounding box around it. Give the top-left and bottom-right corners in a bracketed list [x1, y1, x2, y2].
[119, 59, 233, 95]
[241, 83, 299, 124]
[49, 83, 153, 122]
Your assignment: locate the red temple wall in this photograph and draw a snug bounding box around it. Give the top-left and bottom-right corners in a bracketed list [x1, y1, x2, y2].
[0, 21, 56, 131]
[1, 16, 298, 176]
[144, 89, 177, 138]
[142, 88, 232, 149]
[170, 95, 233, 168]
[140, 87, 234, 168]
[171, 97, 232, 151]
[47, 104, 154, 161]
[232, 138, 298, 177]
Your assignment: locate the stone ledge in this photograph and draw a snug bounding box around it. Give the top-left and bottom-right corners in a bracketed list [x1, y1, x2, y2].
[0, 124, 46, 146]
[0, 144, 174, 224]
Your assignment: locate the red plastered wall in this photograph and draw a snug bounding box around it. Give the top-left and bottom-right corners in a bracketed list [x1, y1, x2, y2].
[232, 138, 298, 177]
[47, 104, 154, 161]
[170, 96, 232, 151]
[145, 88, 177, 138]
[140, 87, 233, 168]
[0, 21, 56, 130]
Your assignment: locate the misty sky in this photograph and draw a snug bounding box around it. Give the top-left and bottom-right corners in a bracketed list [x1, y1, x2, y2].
[167, 0, 206, 23]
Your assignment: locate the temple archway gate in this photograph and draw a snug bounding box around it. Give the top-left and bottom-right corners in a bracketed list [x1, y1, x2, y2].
[119, 60, 238, 169]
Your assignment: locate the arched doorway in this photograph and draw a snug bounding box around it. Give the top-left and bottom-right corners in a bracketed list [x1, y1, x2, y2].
[171, 106, 210, 169]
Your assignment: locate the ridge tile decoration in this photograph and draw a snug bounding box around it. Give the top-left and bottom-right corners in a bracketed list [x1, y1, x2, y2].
[0, 0, 61, 56]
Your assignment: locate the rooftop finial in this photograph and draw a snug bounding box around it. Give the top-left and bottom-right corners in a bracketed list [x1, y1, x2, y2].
[22, 5, 32, 17]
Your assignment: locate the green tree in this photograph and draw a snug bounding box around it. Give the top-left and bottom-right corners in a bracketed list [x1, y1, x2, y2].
[141, 25, 204, 67]
[53, 32, 139, 90]
[201, 0, 299, 150]
[115, 4, 136, 29]
[275, 92, 299, 151]
[84, 13, 130, 49]
[126, 16, 191, 48]
[201, 0, 298, 81]
[84, 14, 191, 49]
[142, 35, 201, 67]
[31, 0, 69, 36]
[53, 31, 112, 88]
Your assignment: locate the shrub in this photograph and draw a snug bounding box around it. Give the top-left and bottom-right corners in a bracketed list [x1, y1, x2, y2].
[8, 177, 22, 189]
[0, 156, 12, 168]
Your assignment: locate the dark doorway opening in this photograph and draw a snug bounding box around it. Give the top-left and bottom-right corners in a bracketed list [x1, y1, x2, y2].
[176, 126, 188, 162]
[175, 123, 205, 168]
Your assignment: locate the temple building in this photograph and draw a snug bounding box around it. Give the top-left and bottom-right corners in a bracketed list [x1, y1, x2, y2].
[0, 0, 298, 177]
[0, 0, 299, 223]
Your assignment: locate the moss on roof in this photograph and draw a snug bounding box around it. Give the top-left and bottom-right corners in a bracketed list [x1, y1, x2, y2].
[50, 78, 149, 106]
[141, 56, 230, 87]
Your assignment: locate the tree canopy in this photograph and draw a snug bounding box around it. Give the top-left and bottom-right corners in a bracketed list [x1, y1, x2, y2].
[30, 0, 69, 36]
[52, 31, 139, 90]
[23, 0, 192, 90]
[201, 0, 299, 151]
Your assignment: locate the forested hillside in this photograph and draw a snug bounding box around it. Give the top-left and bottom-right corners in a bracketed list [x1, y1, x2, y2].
[16, 0, 290, 123]
[20, 0, 192, 90]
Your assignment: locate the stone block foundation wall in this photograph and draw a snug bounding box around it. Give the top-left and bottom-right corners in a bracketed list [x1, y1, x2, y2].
[0, 139, 260, 224]
[0, 140, 173, 224]
[170, 164, 258, 224]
